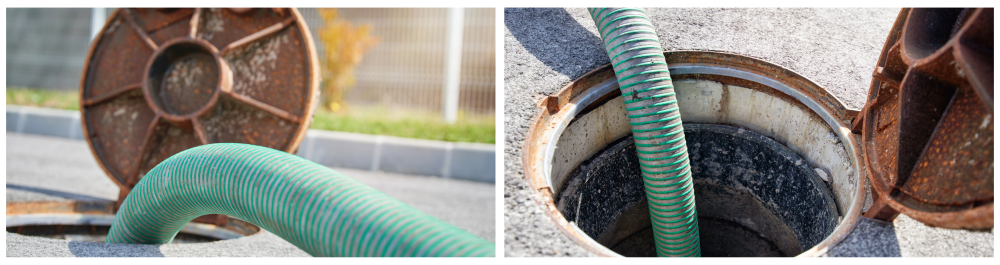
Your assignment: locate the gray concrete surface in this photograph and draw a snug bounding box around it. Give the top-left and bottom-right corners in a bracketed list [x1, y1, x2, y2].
[826, 217, 901, 257]
[503, 7, 993, 257]
[893, 214, 994, 257]
[7, 105, 496, 183]
[6, 133, 117, 203]
[6, 132, 494, 257]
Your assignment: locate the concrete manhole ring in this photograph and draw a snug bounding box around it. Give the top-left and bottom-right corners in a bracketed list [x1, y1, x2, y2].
[522, 51, 869, 257]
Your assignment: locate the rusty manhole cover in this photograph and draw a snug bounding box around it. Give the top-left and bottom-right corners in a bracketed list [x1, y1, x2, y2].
[79, 8, 319, 207]
[856, 8, 993, 229]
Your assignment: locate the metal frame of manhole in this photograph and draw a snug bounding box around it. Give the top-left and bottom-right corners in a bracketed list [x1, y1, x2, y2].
[78, 8, 320, 226]
[6, 201, 261, 241]
[522, 51, 869, 257]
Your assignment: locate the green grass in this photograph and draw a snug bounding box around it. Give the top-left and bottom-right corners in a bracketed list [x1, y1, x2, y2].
[311, 106, 495, 144]
[6, 87, 495, 144]
[6, 87, 80, 110]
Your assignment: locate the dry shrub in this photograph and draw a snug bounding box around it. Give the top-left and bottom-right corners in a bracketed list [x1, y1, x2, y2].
[317, 8, 379, 112]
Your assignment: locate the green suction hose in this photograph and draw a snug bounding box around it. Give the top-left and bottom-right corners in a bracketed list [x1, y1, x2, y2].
[588, 7, 701, 257]
[106, 143, 494, 257]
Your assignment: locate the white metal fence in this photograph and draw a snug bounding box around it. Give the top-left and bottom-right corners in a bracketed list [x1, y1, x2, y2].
[6, 8, 106, 90]
[300, 8, 495, 116]
[6, 8, 496, 116]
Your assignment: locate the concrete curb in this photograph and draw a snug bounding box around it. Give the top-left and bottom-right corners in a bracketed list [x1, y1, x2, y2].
[5, 105, 495, 183]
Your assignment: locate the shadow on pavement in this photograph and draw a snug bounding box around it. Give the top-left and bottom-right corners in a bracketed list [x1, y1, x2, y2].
[6, 184, 113, 202]
[826, 217, 902, 257]
[504, 8, 607, 79]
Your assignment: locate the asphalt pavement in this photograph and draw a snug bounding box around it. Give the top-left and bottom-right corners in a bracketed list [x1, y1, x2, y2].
[503, 7, 993, 257]
[5, 132, 495, 257]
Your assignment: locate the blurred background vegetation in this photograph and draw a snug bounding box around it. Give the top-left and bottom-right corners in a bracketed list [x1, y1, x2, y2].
[317, 8, 378, 113]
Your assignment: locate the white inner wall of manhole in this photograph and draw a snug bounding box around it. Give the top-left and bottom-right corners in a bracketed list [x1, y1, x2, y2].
[548, 78, 858, 224]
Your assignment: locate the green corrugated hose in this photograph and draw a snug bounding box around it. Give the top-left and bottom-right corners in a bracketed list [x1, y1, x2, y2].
[106, 143, 494, 257]
[589, 7, 701, 257]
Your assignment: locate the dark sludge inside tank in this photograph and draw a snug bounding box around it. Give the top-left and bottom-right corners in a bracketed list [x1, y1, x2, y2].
[556, 124, 840, 257]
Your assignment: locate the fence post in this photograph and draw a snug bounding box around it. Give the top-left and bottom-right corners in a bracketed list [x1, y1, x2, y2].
[90, 8, 106, 41]
[442, 8, 464, 124]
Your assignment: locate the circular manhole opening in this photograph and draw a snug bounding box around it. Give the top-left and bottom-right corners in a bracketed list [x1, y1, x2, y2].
[523, 51, 867, 257]
[558, 124, 838, 257]
[6, 201, 260, 244]
[6, 224, 221, 243]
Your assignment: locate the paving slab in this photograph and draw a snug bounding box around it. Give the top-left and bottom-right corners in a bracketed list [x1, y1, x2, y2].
[379, 136, 449, 177]
[297, 130, 379, 171]
[449, 143, 496, 183]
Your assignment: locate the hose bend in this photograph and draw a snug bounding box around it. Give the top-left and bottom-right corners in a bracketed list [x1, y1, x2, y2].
[106, 143, 494, 257]
[588, 7, 701, 257]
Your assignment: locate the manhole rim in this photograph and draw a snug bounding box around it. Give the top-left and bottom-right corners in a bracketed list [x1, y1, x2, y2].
[521, 50, 868, 257]
[6, 201, 261, 243]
